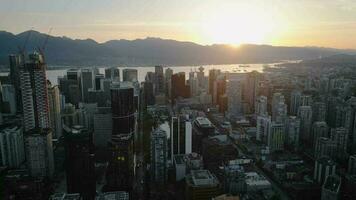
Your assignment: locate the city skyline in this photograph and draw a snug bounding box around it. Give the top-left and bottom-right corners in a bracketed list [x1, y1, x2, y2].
[1, 0, 356, 49]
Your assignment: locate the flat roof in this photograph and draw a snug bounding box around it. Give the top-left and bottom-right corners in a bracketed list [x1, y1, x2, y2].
[195, 117, 213, 127]
[190, 170, 219, 186]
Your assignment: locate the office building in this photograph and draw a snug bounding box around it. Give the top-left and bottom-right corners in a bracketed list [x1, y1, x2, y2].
[344, 97, 356, 154]
[272, 93, 287, 123]
[171, 72, 190, 103]
[165, 67, 173, 98]
[255, 95, 268, 117]
[314, 156, 336, 184]
[311, 121, 329, 148]
[348, 154, 356, 175]
[9, 54, 22, 113]
[321, 175, 341, 200]
[61, 103, 80, 127]
[213, 75, 226, 106]
[1, 84, 17, 114]
[313, 102, 327, 122]
[186, 170, 220, 200]
[256, 115, 271, 143]
[0, 126, 25, 168]
[48, 84, 62, 139]
[192, 117, 215, 153]
[122, 68, 138, 82]
[64, 125, 96, 199]
[25, 128, 54, 178]
[301, 95, 313, 106]
[244, 71, 260, 113]
[19, 52, 50, 131]
[227, 79, 242, 117]
[93, 107, 112, 148]
[290, 90, 302, 115]
[80, 69, 94, 103]
[285, 116, 300, 151]
[315, 137, 338, 159]
[105, 67, 120, 81]
[105, 82, 135, 192]
[297, 106, 313, 143]
[208, 69, 221, 95]
[268, 122, 285, 152]
[330, 127, 348, 158]
[154, 65, 164, 94]
[151, 127, 168, 184]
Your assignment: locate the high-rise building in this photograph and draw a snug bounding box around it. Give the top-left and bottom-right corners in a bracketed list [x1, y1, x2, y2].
[19, 52, 50, 131]
[93, 107, 112, 148]
[61, 103, 80, 127]
[315, 137, 338, 159]
[189, 71, 199, 97]
[0, 126, 25, 168]
[1, 84, 17, 115]
[165, 68, 173, 99]
[256, 115, 271, 143]
[48, 84, 62, 139]
[105, 82, 135, 192]
[290, 90, 301, 115]
[344, 97, 356, 154]
[268, 122, 285, 152]
[330, 127, 348, 158]
[208, 69, 221, 96]
[285, 116, 300, 151]
[314, 156, 336, 184]
[227, 79, 242, 117]
[297, 106, 313, 143]
[122, 69, 138, 82]
[321, 175, 341, 200]
[80, 69, 94, 103]
[94, 73, 105, 90]
[244, 71, 260, 113]
[25, 128, 54, 178]
[171, 72, 190, 103]
[150, 127, 168, 184]
[255, 95, 268, 117]
[272, 93, 287, 123]
[9, 54, 22, 113]
[105, 67, 120, 81]
[197, 66, 205, 89]
[313, 102, 327, 122]
[154, 65, 164, 95]
[348, 154, 356, 175]
[186, 170, 220, 200]
[301, 94, 313, 106]
[213, 74, 226, 107]
[311, 121, 329, 148]
[63, 125, 95, 199]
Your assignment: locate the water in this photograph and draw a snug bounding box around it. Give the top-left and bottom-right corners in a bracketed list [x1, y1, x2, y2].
[1, 63, 279, 85]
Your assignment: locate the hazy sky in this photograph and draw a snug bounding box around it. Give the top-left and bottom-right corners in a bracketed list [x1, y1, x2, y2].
[1, 0, 356, 48]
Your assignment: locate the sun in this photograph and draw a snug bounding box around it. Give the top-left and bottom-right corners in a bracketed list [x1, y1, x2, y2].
[199, 5, 276, 46]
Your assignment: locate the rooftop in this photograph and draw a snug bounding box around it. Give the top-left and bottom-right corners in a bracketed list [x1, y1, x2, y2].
[323, 175, 341, 193]
[195, 117, 213, 127]
[188, 170, 219, 187]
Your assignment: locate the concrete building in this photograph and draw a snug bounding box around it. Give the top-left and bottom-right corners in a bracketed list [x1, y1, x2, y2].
[227, 79, 242, 118]
[297, 106, 313, 143]
[330, 127, 348, 159]
[0, 126, 25, 168]
[349, 154, 356, 175]
[105, 67, 120, 81]
[154, 65, 165, 95]
[290, 90, 301, 116]
[96, 191, 129, 200]
[61, 103, 80, 127]
[272, 93, 287, 123]
[174, 153, 203, 181]
[311, 121, 329, 148]
[312, 102, 327, 122]
[186, 170, 220, 200]
[245, 172, 272, 192]
[315, 137, 338, 159]
[255, 95, 268, 117]
[244, 71, 260, 113]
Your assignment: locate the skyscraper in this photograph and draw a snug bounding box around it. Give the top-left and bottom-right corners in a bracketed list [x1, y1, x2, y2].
[255, 95, 268, 117]
[344, 97, 356, 154]
[290, 90, 301, 116]
[208, 69, 221, 96]
[154, 65, 164, 95]
[20, 52, 50, 131]
[268, 122, 285, 152]
[122, 69, 138, 82]
[312, 102, 327, 122]
[348, 154, 356, 175]
[150, 127, 168, 184]
[48, 83, 62, 139]
[321, 175, 341, 200]
[227, 79, 242, 118]
[9, 54, 22, 113]
[63, 125, 96, 199]
[1, 84, 17, 115]
[272, 93, 287, 123]
[297, 106, 313, 144]
[311, 121, 329, 148]
[285, 116, 301, 151]
[330, 127, 348, 158]
[106, 82, 135, 192]
[314, 156, 336, 184]
[165, 68, 173, 99]
[244, 71, 260, 113]
[105, 67, 120, 81]
[80, 69, 94, 103]
[0, 126, 25, 168]
[256, 115, 271, 143]
[171, 72, 190, 103]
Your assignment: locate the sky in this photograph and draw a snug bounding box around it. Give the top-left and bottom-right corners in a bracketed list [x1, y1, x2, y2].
[1, 0, 356, 48]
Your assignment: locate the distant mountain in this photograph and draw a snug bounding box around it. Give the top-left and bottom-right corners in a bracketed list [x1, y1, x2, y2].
[1, 30, 356, 66]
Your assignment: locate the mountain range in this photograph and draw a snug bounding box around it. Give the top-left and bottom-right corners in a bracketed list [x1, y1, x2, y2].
[1, 30, 356, 66]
